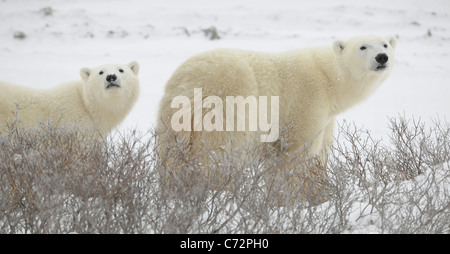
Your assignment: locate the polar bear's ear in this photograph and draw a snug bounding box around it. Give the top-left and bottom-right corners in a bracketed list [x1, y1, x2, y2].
[387, 35, 397, 49]
[128, 61, 139, 75]
[333, 40, 345, 54]
[80, 67, 91, 82]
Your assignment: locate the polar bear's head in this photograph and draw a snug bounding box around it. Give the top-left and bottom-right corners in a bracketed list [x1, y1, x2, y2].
[79, 61, 140, 131]
[80, 61, 140, 95]
[333, 35, 397, 80]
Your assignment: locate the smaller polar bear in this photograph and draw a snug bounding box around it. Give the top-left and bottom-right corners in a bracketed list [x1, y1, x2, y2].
[157, 35, 396, 203]
[0, 61, 140, 135]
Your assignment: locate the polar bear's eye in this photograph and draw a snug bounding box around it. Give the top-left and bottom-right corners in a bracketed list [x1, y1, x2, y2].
[360, 46, 367, 50]
[99, 71, 104, 75]
[384, 44, 388, 48]
[119, 69, 124, 73]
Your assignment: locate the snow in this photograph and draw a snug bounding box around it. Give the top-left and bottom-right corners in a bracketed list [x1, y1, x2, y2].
[1, 0, 449, 234]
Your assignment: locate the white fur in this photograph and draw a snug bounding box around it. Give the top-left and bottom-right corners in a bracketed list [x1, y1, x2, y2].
[0, 61, 140, 135]
[156, 35, 396, 195]
[158, 35, 396, 155]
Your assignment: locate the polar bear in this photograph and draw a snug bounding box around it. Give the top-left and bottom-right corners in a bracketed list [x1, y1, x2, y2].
[156, 35, 396, 202]
[0, 61, 140, 135]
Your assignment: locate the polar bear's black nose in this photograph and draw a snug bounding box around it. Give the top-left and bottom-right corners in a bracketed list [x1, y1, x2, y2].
[106, 74, 117, 82]
[375, 53, 389, 64]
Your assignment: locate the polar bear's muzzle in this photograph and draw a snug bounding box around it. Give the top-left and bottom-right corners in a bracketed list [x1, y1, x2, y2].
[105, 74, 121, 89]
[374, 53, 389, 72]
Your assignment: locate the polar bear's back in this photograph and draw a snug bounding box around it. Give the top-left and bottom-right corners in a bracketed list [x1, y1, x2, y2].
[0, 81, 89, 130]
[162, 48, 287, 101]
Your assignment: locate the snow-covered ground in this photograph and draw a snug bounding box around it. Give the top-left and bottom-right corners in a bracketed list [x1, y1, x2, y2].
[1, 0, 449, 139]
[1, 0, 449, 234]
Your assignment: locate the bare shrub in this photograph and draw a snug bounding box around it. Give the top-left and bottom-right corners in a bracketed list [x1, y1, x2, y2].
[331, 117, 450, 233]
[202, 26, 221, 40]
[0, 115, 448, 233]
[0, 122, 157, 233]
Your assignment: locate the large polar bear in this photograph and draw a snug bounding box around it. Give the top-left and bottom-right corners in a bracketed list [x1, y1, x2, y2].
[157, 36, 396, 202]
[0, 61, 140, 135]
